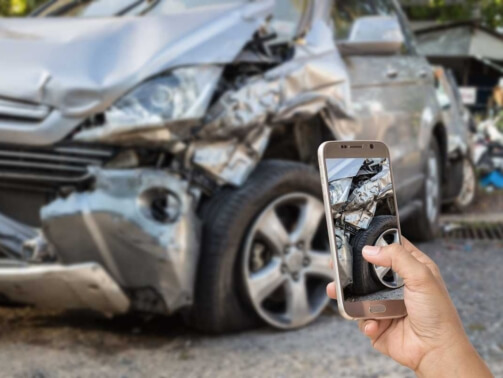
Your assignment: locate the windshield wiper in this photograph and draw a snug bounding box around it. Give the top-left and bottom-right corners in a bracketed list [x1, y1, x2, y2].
[30, 0, 58, 16]
[47, 0, 94, 17]
[116, 0, 149, 16]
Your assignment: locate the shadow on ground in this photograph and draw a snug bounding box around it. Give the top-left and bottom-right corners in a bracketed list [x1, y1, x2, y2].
[0, 307, 200, 354]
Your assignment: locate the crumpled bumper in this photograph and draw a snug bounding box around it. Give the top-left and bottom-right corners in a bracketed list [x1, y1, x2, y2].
[0, 262, 129, 316]
[38, 169, 201, 315]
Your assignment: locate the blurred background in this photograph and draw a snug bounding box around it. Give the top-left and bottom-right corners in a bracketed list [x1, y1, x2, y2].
[0, 1, 502, 377]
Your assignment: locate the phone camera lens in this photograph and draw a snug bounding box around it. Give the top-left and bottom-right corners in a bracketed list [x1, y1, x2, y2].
[370, 144, 374, 149]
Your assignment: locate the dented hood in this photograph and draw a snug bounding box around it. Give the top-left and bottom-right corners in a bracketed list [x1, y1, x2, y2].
[0, 1, 273, 117]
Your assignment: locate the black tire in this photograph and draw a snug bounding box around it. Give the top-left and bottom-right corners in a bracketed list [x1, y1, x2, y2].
[186, 160, 324, 334]
[351, 216, 397, 296]
[402, 138, 441, 242]
[452, 157, 478, 213]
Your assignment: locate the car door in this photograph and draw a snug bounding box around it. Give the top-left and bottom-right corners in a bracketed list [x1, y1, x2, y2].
[329, 0, 425, 205]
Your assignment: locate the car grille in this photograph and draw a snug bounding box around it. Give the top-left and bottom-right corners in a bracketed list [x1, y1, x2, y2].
[0, 98, 50, 122]
[0, 145, 115, 188]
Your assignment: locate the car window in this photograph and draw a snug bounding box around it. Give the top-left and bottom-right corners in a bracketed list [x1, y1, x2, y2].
[331, 0, 398, 42]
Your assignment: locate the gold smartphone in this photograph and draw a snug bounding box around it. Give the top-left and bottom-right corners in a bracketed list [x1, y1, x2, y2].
[318, 141, 407, 320]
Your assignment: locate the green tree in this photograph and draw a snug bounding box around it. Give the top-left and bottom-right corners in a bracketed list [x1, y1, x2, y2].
[0, 0, 47, 16]
[402, 0, 503, 29]
[0, 0, 11, 16]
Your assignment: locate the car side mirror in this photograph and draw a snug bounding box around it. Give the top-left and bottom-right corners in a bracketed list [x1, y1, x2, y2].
[337, 16, 405, 56]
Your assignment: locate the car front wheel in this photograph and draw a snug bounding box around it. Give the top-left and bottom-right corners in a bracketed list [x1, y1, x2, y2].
[351, 216, 403, 296]
[187, 160, 332, 333]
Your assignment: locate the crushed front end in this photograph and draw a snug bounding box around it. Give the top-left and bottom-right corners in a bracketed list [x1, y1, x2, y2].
[0, 1, 352, 317]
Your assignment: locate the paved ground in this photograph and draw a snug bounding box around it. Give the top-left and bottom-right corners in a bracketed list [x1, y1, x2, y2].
[0, 239, 502, 378]
[466, 190, 503, 214]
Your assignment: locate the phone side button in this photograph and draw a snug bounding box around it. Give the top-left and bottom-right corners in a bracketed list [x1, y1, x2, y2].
[369, 305, 387, 314]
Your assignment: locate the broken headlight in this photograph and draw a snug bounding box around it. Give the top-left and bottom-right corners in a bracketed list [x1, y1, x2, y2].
[107, 66, 221, 126]
[74, 66, 222, 142]
[329, 178, 352, 208]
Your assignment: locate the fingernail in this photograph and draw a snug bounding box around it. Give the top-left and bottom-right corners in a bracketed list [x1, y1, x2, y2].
[363, 246, 381, 256]
[364, 323, 371, 335]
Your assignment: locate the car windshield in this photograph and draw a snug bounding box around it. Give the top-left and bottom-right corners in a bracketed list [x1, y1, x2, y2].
[32, 0, 247, 17]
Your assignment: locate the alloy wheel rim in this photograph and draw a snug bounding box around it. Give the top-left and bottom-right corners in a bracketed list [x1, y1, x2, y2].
[457, 159, 476, 207]
[426, 149, 440, 223]
[243, 193, 332, 329]
[372, 228, 404, 289]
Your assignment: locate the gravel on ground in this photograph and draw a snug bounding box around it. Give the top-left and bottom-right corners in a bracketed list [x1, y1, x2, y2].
[0, 239, 502, 378]
[464, 188, 503, 214]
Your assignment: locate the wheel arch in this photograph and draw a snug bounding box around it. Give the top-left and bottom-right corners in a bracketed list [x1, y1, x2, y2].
[262, 116, 337, 165]
[431, 122, 448, 184]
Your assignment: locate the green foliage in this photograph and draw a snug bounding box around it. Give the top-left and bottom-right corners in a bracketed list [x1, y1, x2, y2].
[402, 0, 503, 29]
[0, 0, 11, 16]
[0, 0, 47, 16]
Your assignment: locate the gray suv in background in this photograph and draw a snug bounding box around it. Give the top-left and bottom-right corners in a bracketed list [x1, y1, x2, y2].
[0, 0, 449, 332]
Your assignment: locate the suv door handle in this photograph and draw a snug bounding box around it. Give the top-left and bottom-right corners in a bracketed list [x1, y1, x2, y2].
[386, 69, 399, 79]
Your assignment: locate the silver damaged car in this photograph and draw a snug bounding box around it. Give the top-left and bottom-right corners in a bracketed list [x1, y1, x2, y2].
[0, 0, 449, 332]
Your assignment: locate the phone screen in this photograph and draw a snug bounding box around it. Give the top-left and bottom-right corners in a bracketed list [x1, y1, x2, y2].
[325, 157, 404, 304]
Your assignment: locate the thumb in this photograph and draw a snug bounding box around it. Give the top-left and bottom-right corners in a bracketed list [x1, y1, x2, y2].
[362, 244, 434, 288]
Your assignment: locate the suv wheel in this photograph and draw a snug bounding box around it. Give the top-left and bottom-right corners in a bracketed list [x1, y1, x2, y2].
[187, 160, 332, 333]
[351, 216, 403, 295]
[403, 138, 441, 241]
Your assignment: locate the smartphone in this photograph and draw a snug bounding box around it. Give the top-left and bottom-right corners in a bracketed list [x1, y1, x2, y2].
[318, 141, 407, 320]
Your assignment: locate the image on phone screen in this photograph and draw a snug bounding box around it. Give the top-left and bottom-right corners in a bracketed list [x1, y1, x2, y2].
[326, 157, 404, 303]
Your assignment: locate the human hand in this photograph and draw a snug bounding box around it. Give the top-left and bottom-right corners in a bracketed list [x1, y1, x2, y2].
[327, 238, 492, 378]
